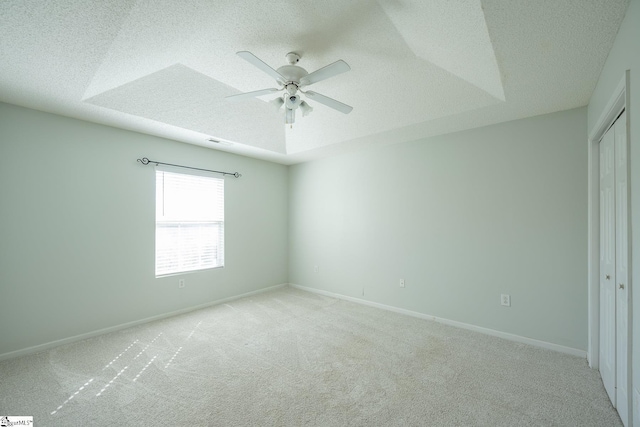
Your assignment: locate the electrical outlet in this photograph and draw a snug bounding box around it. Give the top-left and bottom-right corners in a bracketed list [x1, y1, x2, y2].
[179, 279, 185, 288]
[501, 294, 510, 307]
[314, 265, 319, 273]
[399, 279, 405, 288]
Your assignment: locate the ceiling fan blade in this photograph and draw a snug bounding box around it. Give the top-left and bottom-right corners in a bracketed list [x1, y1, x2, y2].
[225, 88, 280, 102]
[304, 91, 353, 114]
[237, 51, 286, 84]
[300, 60, 351, 86]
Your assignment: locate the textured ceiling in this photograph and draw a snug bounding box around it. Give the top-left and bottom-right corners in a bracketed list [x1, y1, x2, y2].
[0, 0, 629, 164]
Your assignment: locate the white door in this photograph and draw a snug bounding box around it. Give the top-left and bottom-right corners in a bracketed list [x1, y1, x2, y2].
[599, 122, 616, 405]
[614, 111, 629, 426]
[599, 110, 630, 426]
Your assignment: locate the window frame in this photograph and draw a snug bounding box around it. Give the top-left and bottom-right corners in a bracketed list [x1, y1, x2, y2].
[154, 165, 225, 277]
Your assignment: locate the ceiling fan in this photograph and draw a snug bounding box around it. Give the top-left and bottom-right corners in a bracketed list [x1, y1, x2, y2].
[226, 51, 353, 125]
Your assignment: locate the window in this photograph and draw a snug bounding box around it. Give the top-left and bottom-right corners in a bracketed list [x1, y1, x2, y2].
[155, 166, 224, 276]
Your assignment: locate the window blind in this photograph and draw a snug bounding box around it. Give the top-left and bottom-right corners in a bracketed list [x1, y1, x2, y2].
[155, 166, 224, 276]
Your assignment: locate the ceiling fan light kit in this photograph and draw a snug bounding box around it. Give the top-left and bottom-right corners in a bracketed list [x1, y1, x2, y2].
[299, 101, 313, 117]
[227, 51, 352, 125]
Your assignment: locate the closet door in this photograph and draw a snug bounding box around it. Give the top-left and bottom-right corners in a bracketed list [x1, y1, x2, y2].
[599, 121, 616, 405]
[614, 111, 629, 426]
[599, 110, 630, 426]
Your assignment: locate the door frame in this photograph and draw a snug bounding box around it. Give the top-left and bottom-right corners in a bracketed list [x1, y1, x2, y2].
[587, 70, 632, 419]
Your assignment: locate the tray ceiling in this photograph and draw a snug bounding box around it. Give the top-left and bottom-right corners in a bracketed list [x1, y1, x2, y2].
[0, 0, 629, 164]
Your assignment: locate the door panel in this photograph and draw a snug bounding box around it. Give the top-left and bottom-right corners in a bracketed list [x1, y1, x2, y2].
[614, 111, 629, 426]
[599, 124, 616, 405]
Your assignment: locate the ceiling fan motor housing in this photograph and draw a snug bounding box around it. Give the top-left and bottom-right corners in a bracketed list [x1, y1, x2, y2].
[276, 65, 308, 86]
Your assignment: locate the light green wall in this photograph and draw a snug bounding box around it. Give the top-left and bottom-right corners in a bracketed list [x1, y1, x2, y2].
[588, 0, 639, 423]
[289, 107, 588, 350]
[0, 102, 289, 357]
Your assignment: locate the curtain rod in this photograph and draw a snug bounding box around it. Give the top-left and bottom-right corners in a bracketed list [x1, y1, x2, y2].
[137, 157, 241, 178]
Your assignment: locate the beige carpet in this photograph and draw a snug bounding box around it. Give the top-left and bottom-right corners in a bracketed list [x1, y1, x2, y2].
[0, 286, 621, 426]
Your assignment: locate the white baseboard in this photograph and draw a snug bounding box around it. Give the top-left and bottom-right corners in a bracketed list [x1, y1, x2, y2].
[0, 283, 287, 362]
[289, 284, 587, 358]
